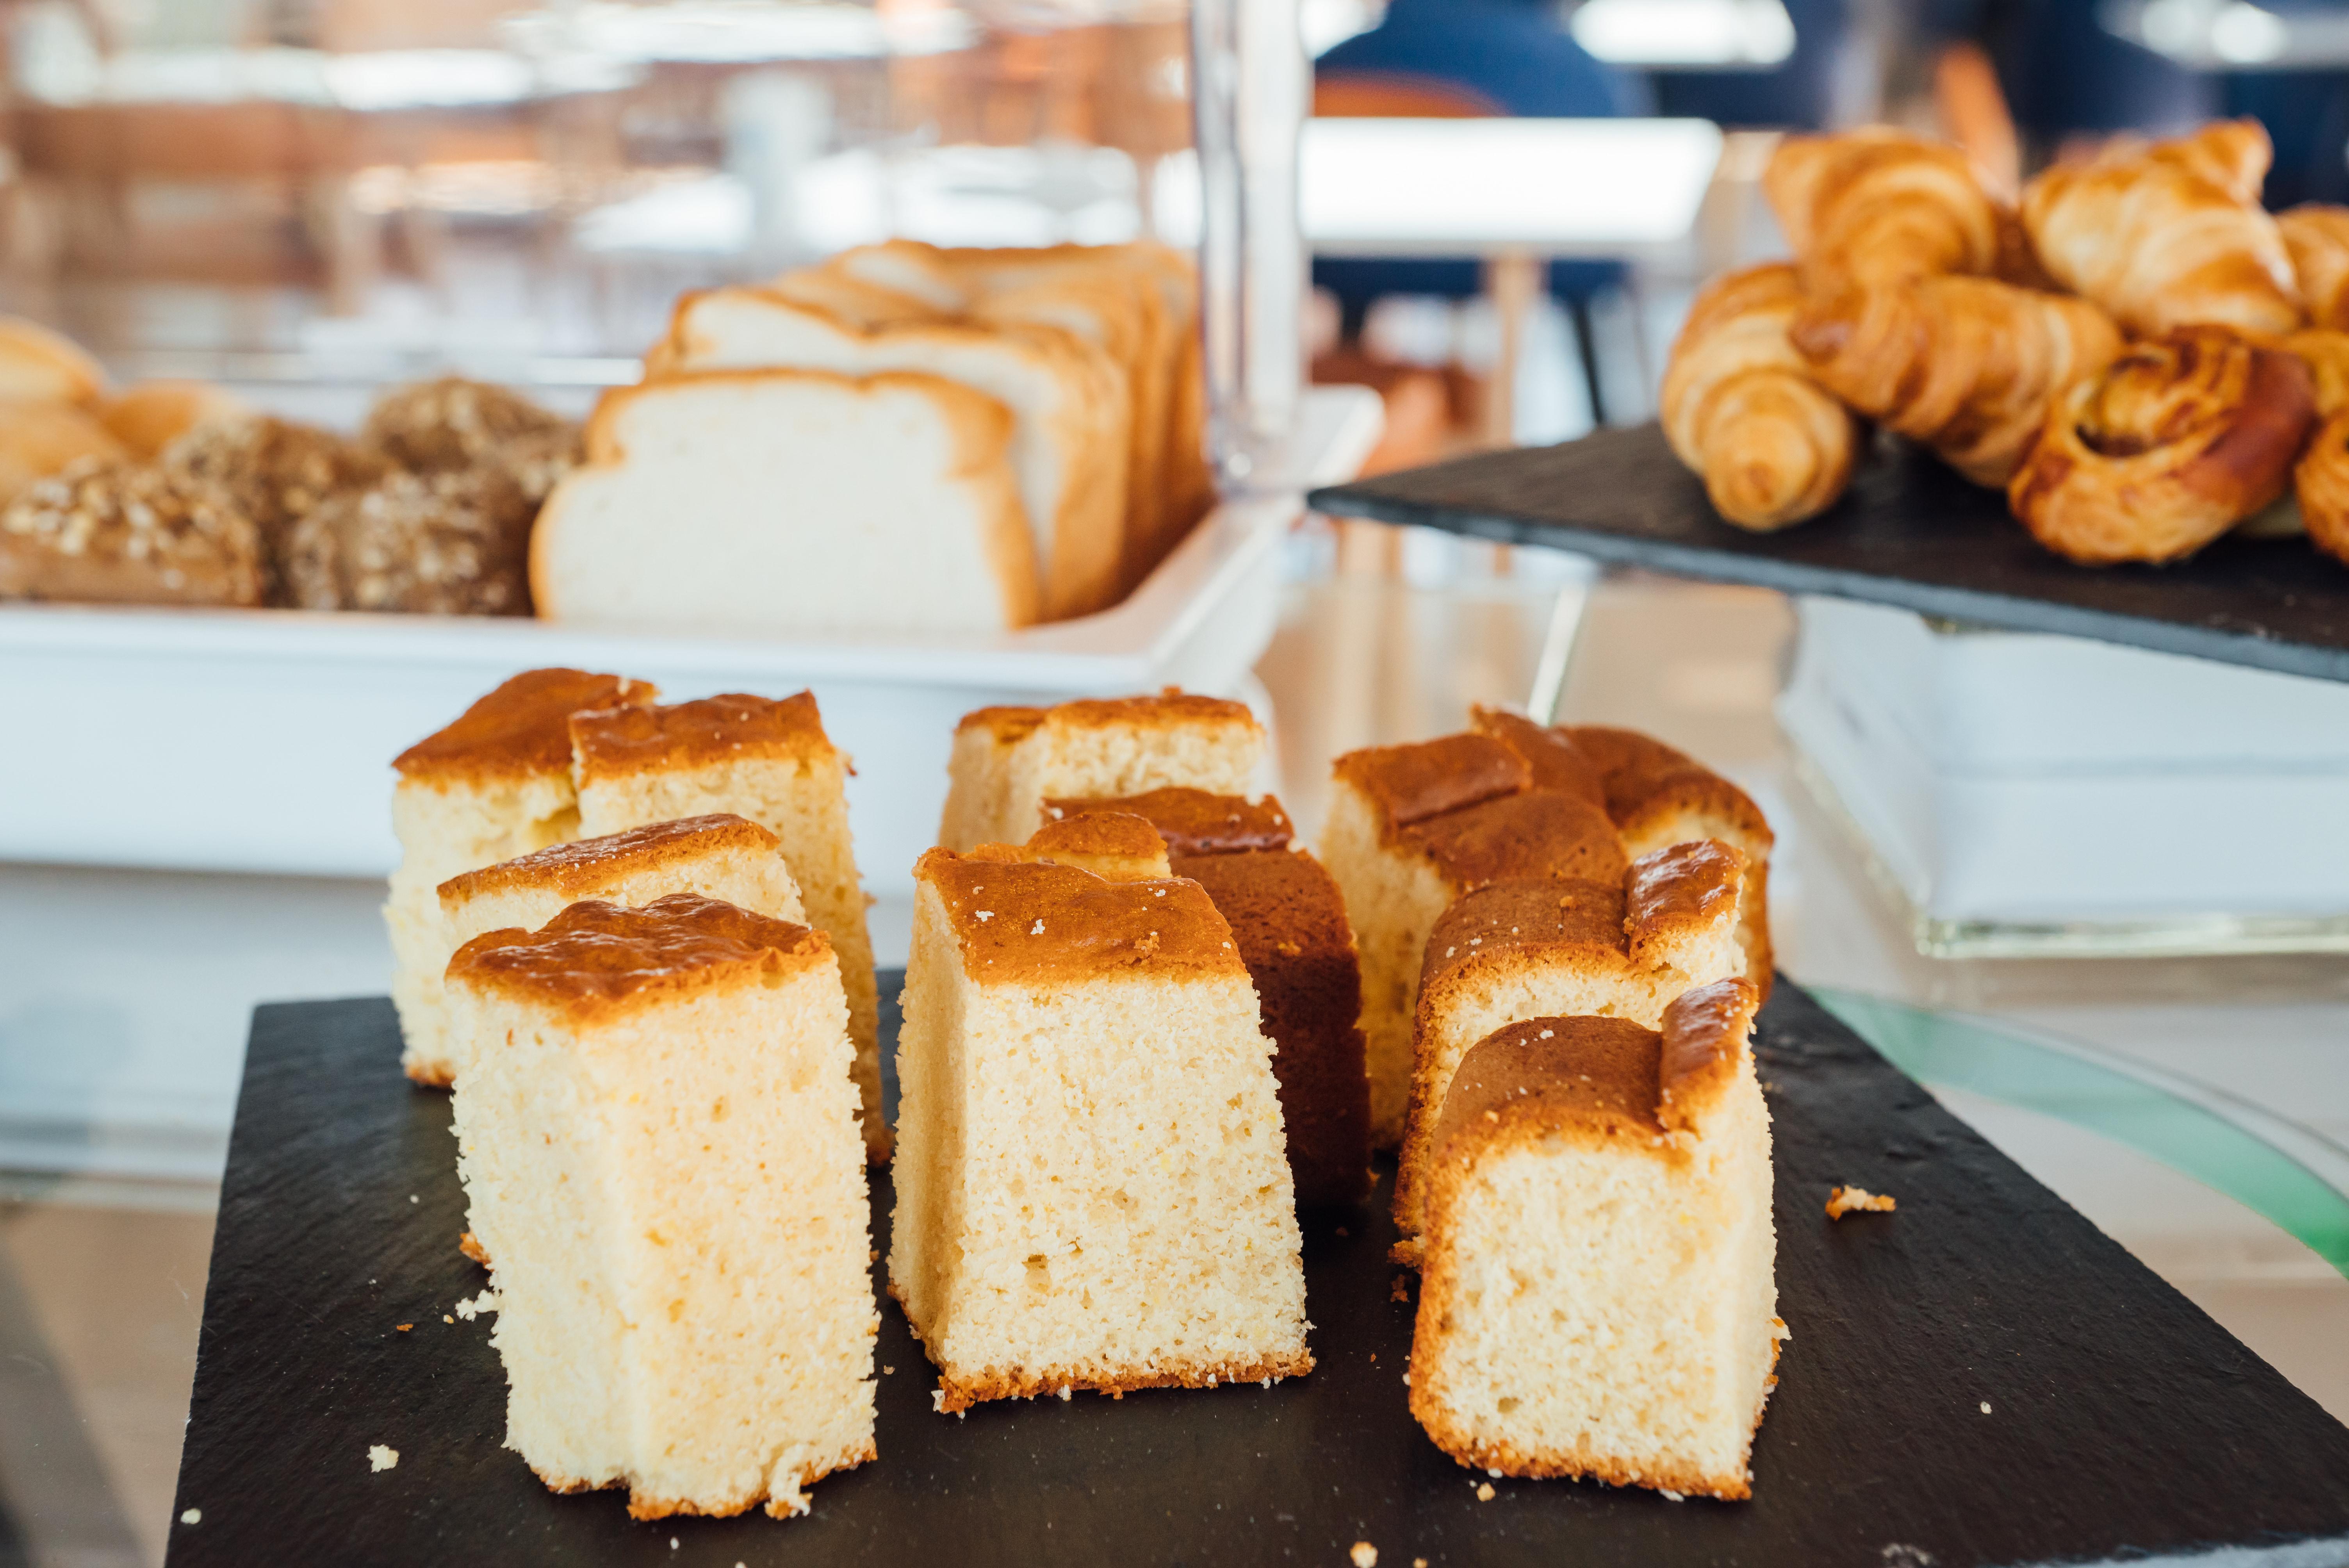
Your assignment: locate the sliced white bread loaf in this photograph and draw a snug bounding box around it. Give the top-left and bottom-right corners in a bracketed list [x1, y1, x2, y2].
[530, 369, 1037, 636]
[656, 287, 1128, 620]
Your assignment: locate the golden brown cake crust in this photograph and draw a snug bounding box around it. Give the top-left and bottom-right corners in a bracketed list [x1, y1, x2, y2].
[436, 813, 779, 907]
[1469, 706, 1608, 811]
[1565, 725, 1774, 851]
[569, 690, 834, 785]
[394, 668, 656, 784]
[1624, 839, 1746, 967]
[1023, 811, 1172, 878]
[1046, 690, 1260, 735]
[928, 1349, 1314, 1413]
[1046, 786, 1294, 855]
[1434, 1015, 1675, 1154]
[954, 704, 1044, 742]
[1332, 734, 1530, 834]
[1657, 978, 1764, 1133]
[1400, 789, 1629, 892]
[1431, 976, 1761, 1162]
[1174, 847, 1371, 1207]
[447, 892, 829, 1021]
[916, 848, 1243, 982]
[1417, 876, 1629, 994]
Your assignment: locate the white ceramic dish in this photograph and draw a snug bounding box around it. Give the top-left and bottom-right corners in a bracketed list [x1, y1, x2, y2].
[0, 385, 1382, 897]
[1777, 596, 2349, 955]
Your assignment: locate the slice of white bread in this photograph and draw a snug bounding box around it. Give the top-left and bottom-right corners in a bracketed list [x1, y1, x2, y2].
[1390, 840, 1748, 1257]
[654, 288, 1127, 620]
[891, 848, 1309, 1410]
[530, 369, 1037, 637]
[447, 895, 875, 1520]
[430, 814, 807, 1084]
[570, 692, 888, 1163]
[1319, 732, 1627, 1149]
[387, 667, 659, 1085]
[937, 690, 1265, 852]
[828, 239, 1211, 592]
[1410, 980, 1779, 1499]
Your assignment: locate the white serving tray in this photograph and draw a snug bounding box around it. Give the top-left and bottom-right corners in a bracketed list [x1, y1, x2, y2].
[0, 385, 1382, 897]
[1777, 596, 2349, 955]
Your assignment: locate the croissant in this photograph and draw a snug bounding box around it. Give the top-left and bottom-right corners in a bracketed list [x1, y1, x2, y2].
[1764, 128, 2002, 291]
[2279, 205, 2349, 327]
[2020, 119, 2303, 337]
[2008, 326, 2316, 564]
[2293, 410, 2349, 567]
[1660, 263, 1861, 531]
[1791, 276, 2123, 486]
[2282, 328, 2349, 418]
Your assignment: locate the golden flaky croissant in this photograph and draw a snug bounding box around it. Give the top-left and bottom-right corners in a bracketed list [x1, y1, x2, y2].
[2281, 328, 2349, 418]
[2292, 409, 2349, 567]
[2008, 325, 2315, 563]
[2279, 205, 2349, 327]
[1764, 127, 2002, 292]
[2021, 119, 2303, 337]
[1661, 263, 1862, 531]
[1791, 276, 2123, 486]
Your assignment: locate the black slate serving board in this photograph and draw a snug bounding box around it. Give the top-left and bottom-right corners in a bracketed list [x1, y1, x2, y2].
[1306, 423, 2349, 684]
[168, 977, 2349, 1567]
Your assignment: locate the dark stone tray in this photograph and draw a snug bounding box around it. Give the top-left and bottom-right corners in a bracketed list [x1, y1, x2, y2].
[167, 976, 2349, 1566]
[1306, 423, 2349, 683]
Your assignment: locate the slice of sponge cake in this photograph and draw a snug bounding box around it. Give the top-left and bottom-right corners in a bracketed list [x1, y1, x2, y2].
[1392, 839, 1748, 1253]
[570, 692, 887, 1163]
[1048, 788, 1369, 1209]
[891, 848, 1309, 1411]
[388, 667, 658, 1085]
[1319, 732, 1627, 1147]
[1409, 979, 1779, 1499]
[430, 814, 807, 1084]
[446, 894, 875, 1520]
[937, 691, 1264, 852]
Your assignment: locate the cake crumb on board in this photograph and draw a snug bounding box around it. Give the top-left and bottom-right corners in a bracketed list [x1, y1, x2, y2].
[1827, 1184, 1896, 1219]
[1476, 1482, 1495, 1502]
[369, 1445, 399, 1473]
[1350, 1543, 1378, 1567]
[179, 1509, 201, 1525]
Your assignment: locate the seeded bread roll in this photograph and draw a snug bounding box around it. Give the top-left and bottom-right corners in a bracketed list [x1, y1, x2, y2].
[0, 457, 258, 606]
[363, 376, 579, 490]
[282, 466, 535, 616]
[162, 414, 385, 549]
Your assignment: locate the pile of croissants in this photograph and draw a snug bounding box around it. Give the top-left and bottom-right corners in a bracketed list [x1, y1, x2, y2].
[1661, 117, 2349, 569]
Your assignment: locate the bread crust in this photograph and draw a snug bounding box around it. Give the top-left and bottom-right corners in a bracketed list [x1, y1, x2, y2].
[1046, 785, 1294, 855]
[914, 848, 1245, 983]
[447, 892, 831, 1023]
[394, 668, 657, 786]
[1331, 734, 1530, 834]
[437, 813, 779, 909]
[533, 367, 1040, 632]
[569, 691, 834, 785]
[526, 1434, 879, 1522]
[0, 317, 105, 405]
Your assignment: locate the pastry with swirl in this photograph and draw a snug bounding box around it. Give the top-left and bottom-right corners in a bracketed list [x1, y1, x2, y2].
[2007, 326, 2317, 564]
[1659, 263, 1861, 531]
[2020, 120, 2303, 337]
[1764, 127, 2002, 292]
[1791, 275, 2123, 486]
[2292, 409, 2349, 567]
[2279, 204, 2349, 328]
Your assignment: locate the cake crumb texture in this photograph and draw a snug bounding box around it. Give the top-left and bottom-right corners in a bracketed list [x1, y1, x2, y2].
[1410, 979, 1776, 1500]
[1827, 1185, 1897, 1219]
[891, 854, 1308, 1411]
